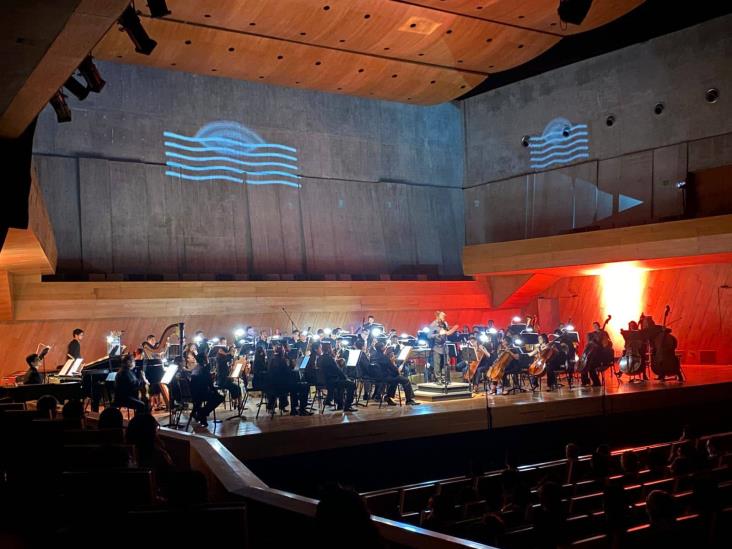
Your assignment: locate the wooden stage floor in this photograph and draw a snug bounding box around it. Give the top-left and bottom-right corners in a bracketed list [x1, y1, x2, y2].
[162, 365, 732, 460]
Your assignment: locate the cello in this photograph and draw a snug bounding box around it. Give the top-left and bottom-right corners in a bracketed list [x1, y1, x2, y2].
[463, 340, 488, 384]
[528, 340, 556, 377]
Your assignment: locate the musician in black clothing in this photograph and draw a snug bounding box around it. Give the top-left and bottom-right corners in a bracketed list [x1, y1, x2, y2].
[190, 358, 224, 428]
[67, 328, 84, 359]
[113, 354, 146, 413]
[315, 342, 356, 412]
[352, 338, 375, 399]
[23, 354, 43, 385]
[267, 344, 311, 416]
[251, 347, 268, 391]
[215, 346, 241, 404]
[372, 342, 420, 406]
[194, 331, 208, 367]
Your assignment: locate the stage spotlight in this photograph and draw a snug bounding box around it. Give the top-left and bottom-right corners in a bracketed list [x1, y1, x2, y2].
[565, 324, 574, 332]
[78, 56, 106, 93]
[676, 180, 687, 189]
[525, 326, 533, 332]
[237, 339, 245, 345]
[323, 328, 332, 336]
[211, 337, 220, 344]
[118, 5, 157, 55]
[418, 339, 428, 346]
[515, 339, 523, 346]
[147, 0, 171, 18]
[311, 334, 321, 341]
[488, 327, 498, 334]
[301, 330, 308, 336]
[49, 90, 72, 123]
[234, 328, 245, 338]
[512, 316, 522, 323]
[557, 0, 593, 26]
[106, 335, 114, 344]
[421, 326, 430, 333]
[400, 333, 409, 338]
[63, 76, 89, 100]
[371, 327, 382, 337]
[193, 335, 203, 344]
[479, 334, 489, 343]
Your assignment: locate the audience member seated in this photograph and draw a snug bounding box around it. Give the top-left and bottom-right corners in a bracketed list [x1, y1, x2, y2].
[565, 442, 582, 483]
[603, 482, 629, 549]
[704, 438, 723, 469]
[61, 398, 85, 428]
[316, 484, 383, 549]
[36, 394, 59, 419]
[691, 473, 721, 547]
[23, 354, 43, 385]
[590, 444, 612, 479]
[646, 448, 669, 480]
[422, 494, 458, 534]
[126, 413, 174, 494]
[476, 513, 505, 547]
[113, 354, 146, 413]
[531, 481, 567, 549]
[98, 406, 124, 430]
[646, 490, 683, 546]
[669, 443, 695, 477]
[620, 450, 640, 484]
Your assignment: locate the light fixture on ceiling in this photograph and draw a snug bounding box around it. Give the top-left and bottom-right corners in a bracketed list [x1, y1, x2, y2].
[558, 0, 593, 26]
[78, 56, 106, 93]
[118, 5, 157, 55]
[49, 90, 72, 123]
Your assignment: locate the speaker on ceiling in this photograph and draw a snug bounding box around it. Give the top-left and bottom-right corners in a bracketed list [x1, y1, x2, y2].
[557, 0, 593, 26]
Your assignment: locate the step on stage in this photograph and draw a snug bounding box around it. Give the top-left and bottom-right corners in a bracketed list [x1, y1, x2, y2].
[164, 365, 732, 460]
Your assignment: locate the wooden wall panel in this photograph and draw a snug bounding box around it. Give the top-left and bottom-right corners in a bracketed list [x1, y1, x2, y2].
[78, 158, 113, 273]
[652, 143, 687, 219]
[597, 151, 653, 227]
[688, 133, 732, 172]
[529, 263, 732, 365]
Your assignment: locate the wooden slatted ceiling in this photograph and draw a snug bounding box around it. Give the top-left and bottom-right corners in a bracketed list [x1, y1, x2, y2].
[405, 0, 645, 35]
[92, 0, 642, 104]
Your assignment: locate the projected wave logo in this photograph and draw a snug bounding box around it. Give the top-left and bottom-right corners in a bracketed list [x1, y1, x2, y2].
[163, 121, 301, 188]
[528, 117, 589, 170]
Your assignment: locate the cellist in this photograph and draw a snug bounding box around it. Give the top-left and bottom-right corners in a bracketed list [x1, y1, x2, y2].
[527, 333, 562, 391]
[461, 335, 491, 393]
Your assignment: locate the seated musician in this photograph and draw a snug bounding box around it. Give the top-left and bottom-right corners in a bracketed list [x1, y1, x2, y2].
[527, 334, 563, 391]
[284, 343, 312, 416]
[316, 342, 356, 412]
[462, 336, 491, 392]
[184, 343, 198, 371]
[23, 354, 43, 385]
[373, 342, 420, 406]
[113, 354, 146, 413]
[251, 347, 268, 391]
[490, 336, 520, 395]
[353, 338, 375, 398]
[581, 322, 612, 387]
[267, 344, 293, 414]
[215, 341, 241, 406]
[620, 320, 648, 380]
[190, 354, 224, 428]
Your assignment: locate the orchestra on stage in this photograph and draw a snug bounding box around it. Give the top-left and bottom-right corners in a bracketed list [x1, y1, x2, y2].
[5, 308, 685, 425]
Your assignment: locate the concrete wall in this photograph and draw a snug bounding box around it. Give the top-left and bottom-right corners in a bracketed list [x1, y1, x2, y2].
[464, 14, 732, 244]
[33, 62, 465, 276]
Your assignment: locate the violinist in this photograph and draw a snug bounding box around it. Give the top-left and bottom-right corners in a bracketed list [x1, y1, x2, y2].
[429, 311, 459, 383]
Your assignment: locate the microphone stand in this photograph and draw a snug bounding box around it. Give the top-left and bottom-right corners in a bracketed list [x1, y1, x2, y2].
[282, 307, 299, 333]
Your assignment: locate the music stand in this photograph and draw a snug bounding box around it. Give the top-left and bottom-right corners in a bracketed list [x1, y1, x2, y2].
[519, 332, 540, 345]
[297, 354, 310, 371]
[161, 364, 178, 385]
[230, 362, 244, 379]
[346, 350, 361, 367]
[463, 347, 478, 363]
[58, 358, 75, 376]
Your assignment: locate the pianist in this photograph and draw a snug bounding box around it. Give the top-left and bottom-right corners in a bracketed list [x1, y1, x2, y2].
[23, 354, 43, 385]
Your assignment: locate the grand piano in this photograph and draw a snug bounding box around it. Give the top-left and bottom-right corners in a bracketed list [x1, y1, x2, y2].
[0, 381, 81, 403]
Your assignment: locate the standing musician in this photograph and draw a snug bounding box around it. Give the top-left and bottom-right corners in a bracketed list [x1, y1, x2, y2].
[361, 315, 377, 334]
[581, 322, 612, 387]
[67, 328, 84, 360]
[620, 320, 648, 380]
[256, 330, 269, 350]
[429, 311, 459, 383]
[142, 334, 169, 411]
[215, 339, 242, 407]
[266, 343, 293, 414]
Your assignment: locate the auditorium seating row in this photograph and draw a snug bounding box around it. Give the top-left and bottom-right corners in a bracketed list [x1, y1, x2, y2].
[360, 431, 732, 547]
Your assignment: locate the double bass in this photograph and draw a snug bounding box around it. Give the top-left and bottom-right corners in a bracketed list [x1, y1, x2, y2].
[650, 305, 683, 380]
[619, 315, 644, 376]
[576, 315, 611, 373]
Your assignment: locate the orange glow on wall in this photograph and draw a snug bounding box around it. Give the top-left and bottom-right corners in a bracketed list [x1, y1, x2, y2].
[594, 262, 648, 350]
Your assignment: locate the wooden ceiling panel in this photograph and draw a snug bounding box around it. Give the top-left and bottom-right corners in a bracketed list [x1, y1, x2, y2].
[157, 0, 559, 74]
[94, 17, 485, 104]
[405, 0, 645, 36]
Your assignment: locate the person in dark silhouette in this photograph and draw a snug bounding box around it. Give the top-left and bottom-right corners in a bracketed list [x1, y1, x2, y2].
[23, 354, 43, 385]
[316, 484, 382, 548]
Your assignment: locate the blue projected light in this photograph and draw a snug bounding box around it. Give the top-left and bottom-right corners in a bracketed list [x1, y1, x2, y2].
[163, 121, 301, 188]
[528, 118, 590, 170]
